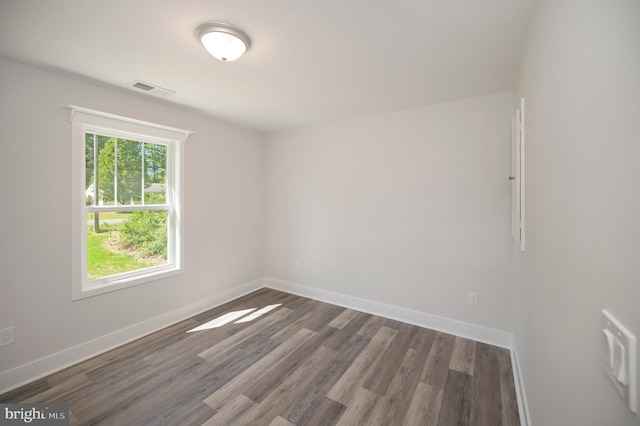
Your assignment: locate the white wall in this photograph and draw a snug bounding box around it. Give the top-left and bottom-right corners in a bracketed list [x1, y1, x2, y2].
[514, 0, 640, 424]
[0, 57, 265, 388]
[265, 93, 515, 332]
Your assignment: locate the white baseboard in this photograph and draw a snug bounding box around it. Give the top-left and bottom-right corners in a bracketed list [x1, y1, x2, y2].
[0, 278, 264, 395]
[511, 347, 532, 426]
[264, 277, 512, 349]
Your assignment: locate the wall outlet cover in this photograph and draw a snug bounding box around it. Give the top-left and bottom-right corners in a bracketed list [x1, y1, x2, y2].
[0, 327, 14, 347]
[468, 292, 479, 306]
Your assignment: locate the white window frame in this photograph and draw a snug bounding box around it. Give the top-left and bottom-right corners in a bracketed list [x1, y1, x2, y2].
[70, 105, 191, 300]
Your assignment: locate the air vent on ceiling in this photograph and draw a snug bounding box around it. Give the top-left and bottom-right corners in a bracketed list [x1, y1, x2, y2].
[128, 80, 177, 97]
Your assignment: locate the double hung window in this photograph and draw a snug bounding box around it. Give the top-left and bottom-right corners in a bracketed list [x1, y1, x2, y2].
[70, 106, 190, 300]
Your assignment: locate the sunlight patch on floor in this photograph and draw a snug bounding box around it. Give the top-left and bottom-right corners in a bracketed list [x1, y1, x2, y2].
[234, 304, 281, 324]
[186, 304, 282, 333]
[187, 308, 256, 332]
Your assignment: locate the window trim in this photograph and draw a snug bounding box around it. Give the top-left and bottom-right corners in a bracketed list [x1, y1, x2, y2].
[69, 105, 192, 300]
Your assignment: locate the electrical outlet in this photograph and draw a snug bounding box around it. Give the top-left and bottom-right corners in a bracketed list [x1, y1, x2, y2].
[295, 261, 301, 271]
[468, 292, 479, 306]
[0, 327, 14, 346]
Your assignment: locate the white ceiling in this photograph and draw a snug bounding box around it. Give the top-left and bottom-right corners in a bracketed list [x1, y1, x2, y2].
[0, 0, 534, 133]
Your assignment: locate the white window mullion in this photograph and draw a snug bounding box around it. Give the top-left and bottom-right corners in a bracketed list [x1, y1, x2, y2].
[93, 133, 98, 207]
[86, 204, 170, 213]
[141, 143, 146, 206]
[114, 138, 119, 206]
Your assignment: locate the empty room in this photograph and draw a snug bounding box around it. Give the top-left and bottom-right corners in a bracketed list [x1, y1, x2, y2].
[0, 1, 638, 425]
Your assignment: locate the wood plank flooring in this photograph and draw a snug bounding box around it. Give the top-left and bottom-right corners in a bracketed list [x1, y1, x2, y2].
[0, 288, 520, 425]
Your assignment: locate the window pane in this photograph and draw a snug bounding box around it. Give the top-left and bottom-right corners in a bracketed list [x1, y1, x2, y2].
[144, 143, 167, 204]
[85, 134, 95, 206]
[96, 135, 115, 206]
[117, 139, 143, 206]
[86, 210, 168, 280]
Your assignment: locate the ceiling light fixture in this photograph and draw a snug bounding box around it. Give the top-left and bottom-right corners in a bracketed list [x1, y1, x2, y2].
[196, 22, 251, 62]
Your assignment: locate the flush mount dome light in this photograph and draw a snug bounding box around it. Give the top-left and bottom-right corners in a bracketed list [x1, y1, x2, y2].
[196, 22, 251, 62]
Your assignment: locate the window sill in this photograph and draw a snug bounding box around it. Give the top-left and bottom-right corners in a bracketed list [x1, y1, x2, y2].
[72, 266, 183, 301]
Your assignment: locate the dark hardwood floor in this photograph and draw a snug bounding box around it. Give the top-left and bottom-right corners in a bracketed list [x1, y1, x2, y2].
[0, 288, 520, 425]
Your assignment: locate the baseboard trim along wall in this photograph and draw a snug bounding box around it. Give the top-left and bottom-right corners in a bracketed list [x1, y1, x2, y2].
[511, 347, 532, 426]
[0, 278, 264, 395]
[264, 277, 513, 349]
